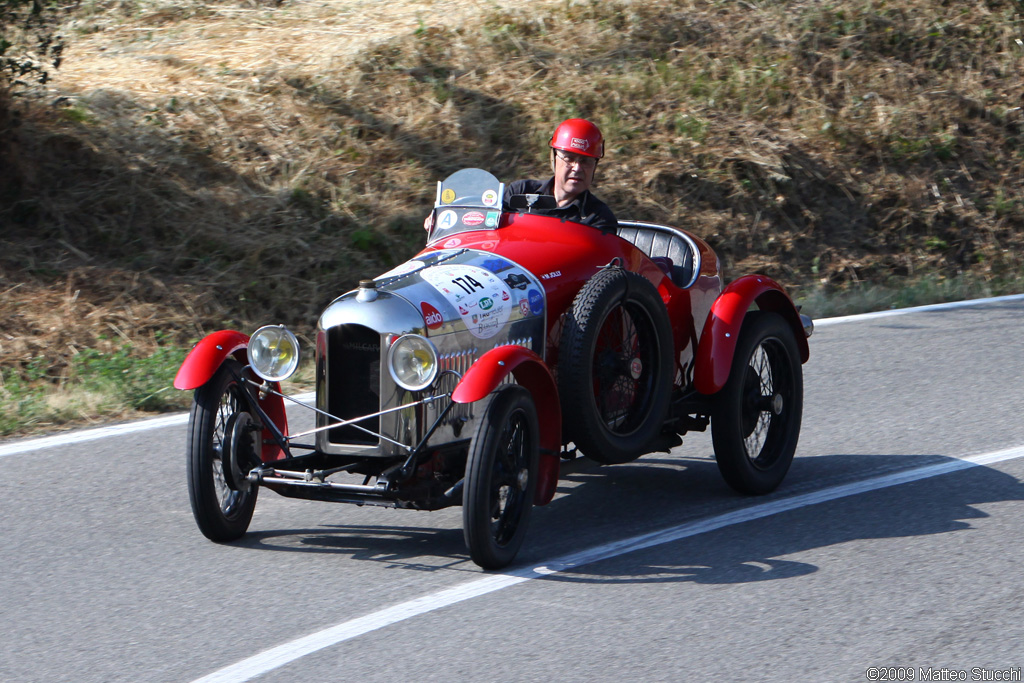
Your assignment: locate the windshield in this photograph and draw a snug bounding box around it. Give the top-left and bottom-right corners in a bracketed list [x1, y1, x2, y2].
[427, 168, 506, 243]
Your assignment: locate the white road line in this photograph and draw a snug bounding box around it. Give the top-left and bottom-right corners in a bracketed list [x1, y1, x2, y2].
[191, 444, 1024, 683]
[0, 413, 190, 459]
[813, 292, 1024, 328]
[0, 392, 315, 459]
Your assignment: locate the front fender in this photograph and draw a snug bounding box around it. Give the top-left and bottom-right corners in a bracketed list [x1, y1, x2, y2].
[694, 275, 810, 395]
[174, 329, 289, 462]
[452, 345, 561, 506]
[173, 330, 250, 390]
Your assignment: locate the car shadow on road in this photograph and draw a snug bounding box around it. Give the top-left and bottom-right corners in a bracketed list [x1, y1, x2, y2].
[227, 452, 1024, 580]
[237, 522, 474, 571]
[515, 451, 1024, 585]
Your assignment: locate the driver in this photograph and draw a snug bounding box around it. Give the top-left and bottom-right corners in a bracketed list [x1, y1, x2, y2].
[503, 118, 618, 232]
[424, 118, 618, 233]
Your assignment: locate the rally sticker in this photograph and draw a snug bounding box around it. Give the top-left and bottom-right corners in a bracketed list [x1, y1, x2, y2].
[527, 288, 544, 316]
[443, 237, 462, 248]
[437, 210, 458, 231]
[504, 272, 529, 289]
[482, 258, 512, 274]
[462, 211, 485, 227]
[420, 264, 513, 339]
[481, 189, 499, 206]
[421, 301, 444, 330]
[441, 188, 456, 204]
[485, 211, 500, 228]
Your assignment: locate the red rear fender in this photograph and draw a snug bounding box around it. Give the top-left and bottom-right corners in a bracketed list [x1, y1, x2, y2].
[452, 345, 561, 506]
[694, 275, 809, 395]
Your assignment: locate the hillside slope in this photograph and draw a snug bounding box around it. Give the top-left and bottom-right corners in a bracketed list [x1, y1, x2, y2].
[2, 0, 1022, 381]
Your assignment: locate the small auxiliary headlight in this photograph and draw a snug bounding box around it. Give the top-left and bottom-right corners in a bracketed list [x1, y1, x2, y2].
[387, 334, 438, 392]
[248, 325, 300, 382]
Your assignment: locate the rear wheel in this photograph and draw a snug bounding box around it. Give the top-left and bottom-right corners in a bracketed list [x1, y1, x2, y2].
[711, 311, 803, 495]
[558, 269, 673, 464]
[186, 359, 259, 541]
[463, 385, 539, 570]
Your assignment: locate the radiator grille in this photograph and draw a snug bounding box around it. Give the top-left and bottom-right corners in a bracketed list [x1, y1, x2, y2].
[437, 348, 476, 426]
[326, 325, 380, 445]
[438, 347, 477, 376]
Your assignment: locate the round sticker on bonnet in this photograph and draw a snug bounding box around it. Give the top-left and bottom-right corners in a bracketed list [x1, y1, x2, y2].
[420, 264, 513, 339]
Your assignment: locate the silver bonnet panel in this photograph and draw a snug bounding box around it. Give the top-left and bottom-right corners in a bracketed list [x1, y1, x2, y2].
[315, 249, 546, 457]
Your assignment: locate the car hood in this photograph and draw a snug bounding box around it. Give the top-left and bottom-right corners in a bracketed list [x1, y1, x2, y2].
[320, 248, 547, 346]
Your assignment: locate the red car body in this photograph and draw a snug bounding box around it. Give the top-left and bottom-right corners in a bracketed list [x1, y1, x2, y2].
[175, 168, 812, 569]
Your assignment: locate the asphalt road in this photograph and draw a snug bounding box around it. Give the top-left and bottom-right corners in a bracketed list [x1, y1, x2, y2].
[2, 298, 1023, 683]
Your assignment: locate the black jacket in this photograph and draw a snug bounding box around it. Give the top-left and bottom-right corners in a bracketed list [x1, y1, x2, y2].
[504, 177, 618, 232]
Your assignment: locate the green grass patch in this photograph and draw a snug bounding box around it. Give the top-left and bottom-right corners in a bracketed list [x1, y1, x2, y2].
[794, 272, 1024, 319]
[0, 342, 191, 438]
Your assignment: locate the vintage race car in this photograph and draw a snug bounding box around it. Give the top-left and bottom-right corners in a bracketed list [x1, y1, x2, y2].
[174, 168, 813, 569]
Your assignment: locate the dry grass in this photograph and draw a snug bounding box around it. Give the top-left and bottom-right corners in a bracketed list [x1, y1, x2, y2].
[2, 0, 1023, 396]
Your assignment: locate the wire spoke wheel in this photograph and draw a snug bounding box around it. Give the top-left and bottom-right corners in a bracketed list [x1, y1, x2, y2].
[463, 385, 539, 569]
[489, 415, 528, 545]
[712, 312, 803, 495]
[593, 305, 653, 431]
[186, 359, 259, 541]
[213, 389, 247, 516]
[740, 338, 793, 466]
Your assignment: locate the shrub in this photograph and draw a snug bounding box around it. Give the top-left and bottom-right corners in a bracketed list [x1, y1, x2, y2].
[0, 0, 74, 96]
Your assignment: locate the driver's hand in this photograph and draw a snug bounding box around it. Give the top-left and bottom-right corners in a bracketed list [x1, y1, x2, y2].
[423, 213, 434, 232]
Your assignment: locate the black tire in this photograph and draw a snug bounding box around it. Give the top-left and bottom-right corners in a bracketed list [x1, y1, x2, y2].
[711, 311, 803, 495]
[558, 269, 674, 464]
[186, 358, 259, 541]
[463, 385, 539, 570]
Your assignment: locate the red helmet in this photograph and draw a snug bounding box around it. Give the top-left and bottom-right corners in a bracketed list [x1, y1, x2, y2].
[549, 118, 604, 159]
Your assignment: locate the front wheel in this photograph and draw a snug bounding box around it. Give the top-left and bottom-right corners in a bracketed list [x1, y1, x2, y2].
[711, 311, 803, 495]
[463, 385, 540, 570]
[186, 358, 259, 541]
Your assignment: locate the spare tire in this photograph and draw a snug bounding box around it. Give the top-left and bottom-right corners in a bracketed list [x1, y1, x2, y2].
[558, 268, 674, 464]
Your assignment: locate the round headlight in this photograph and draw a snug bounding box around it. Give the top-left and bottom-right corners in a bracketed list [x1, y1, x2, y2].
[387, 334, 438, 392]
[248, 325, 300, 382]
